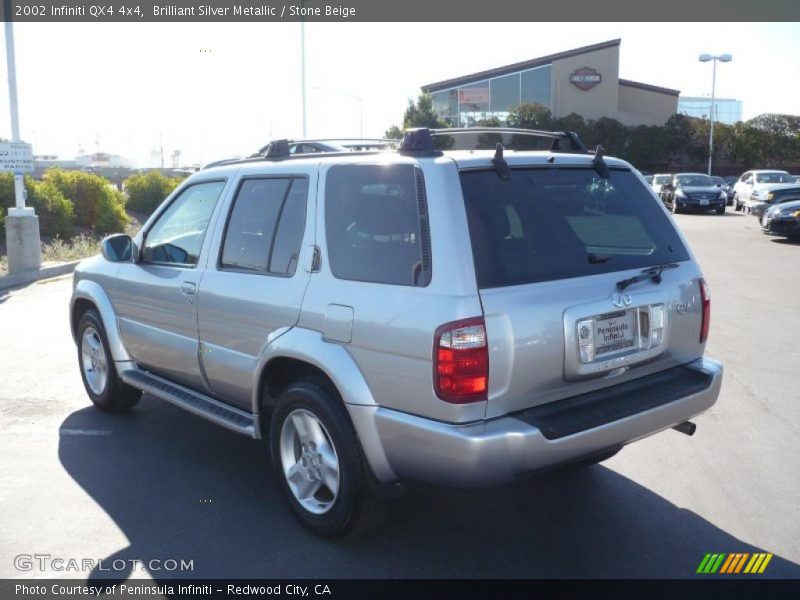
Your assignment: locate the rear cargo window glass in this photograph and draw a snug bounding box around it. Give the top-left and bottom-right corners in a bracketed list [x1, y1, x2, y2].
[325, 164, 430, 287]
[460, 167, 690, 288]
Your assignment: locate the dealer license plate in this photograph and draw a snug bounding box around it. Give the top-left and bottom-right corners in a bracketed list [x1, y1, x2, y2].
[594, 310, 637, 358]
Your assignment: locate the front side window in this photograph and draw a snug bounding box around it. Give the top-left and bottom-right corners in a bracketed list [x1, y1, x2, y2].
[325, 164, 430, 287]
[460, 167, 690, 288]
[220, 177, 308, 276]
[142, 180, 225, 266]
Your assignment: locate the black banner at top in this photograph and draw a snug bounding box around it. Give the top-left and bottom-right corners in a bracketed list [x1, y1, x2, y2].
[2, 0, 800, 22]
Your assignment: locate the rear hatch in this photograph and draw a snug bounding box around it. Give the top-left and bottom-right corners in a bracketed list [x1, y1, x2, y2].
[459, 160, 708, 418]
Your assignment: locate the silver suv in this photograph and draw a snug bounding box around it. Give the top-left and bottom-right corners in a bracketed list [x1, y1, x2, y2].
[69, 128, 723, 538]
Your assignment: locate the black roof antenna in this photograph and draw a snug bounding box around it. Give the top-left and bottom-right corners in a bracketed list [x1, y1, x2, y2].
[593, 145, 611, 179]
[492, 144, 512, 181]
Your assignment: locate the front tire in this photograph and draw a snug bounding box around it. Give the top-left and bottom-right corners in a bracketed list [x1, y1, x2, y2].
[715, 205, 725, 215]
[269, 380, 388, 538]
[77, 309, 140, 412]
[733, 193, 742, 211]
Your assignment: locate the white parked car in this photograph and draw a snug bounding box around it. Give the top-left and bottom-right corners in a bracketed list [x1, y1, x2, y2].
[732, 170, 797, 212]
[651, 173, 672, 195]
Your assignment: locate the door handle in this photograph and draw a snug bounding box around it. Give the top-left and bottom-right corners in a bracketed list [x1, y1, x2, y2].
[181, 282, 196, 295]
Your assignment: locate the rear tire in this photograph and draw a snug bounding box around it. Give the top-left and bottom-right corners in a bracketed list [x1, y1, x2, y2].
[77, 309, 141, 412]
[269, 379, 389, 538]
[733, 194, 742, 211]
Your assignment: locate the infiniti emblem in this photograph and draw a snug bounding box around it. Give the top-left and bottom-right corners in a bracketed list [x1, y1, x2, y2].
[611, 293, 632, 308]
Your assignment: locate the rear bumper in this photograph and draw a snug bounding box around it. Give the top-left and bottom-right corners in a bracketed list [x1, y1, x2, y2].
[349, 357, 723, 487]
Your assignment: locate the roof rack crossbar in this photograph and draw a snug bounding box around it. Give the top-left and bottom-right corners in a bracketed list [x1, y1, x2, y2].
[426, 127, 589, 154]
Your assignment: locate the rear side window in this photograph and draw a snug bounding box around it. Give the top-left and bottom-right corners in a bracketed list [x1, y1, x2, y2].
[220, 177, 307, 275]
[460, 167, 690, 288]
[325, 164, 431, 286]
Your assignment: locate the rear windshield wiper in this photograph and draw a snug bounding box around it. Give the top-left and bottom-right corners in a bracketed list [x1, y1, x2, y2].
[616, 263, 680, 291]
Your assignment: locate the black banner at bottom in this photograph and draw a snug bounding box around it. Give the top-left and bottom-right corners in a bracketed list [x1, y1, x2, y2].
[2, 579, 799, 600]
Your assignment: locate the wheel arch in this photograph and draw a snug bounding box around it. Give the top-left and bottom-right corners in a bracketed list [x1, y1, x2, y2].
[252, 327, 397, 483]
[70, 279, 131, 362]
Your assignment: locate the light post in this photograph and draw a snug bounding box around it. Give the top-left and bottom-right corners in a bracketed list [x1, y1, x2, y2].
[314, 86, 364, 140]
[4, 9, 42, 273]
[699, 53, 732, 176]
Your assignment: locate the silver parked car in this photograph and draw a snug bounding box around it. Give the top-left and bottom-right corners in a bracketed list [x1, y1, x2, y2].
[70, 129, 723, 538]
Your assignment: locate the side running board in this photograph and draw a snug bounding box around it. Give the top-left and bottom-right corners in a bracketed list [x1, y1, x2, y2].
[120, 369, 256, 437]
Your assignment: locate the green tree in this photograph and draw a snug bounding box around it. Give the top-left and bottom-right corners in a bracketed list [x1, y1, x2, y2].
[507, 103, 555, 149]
[0, 173, 75, 240]
[42, 168, 128, 234]
[124, 170, 184, 215]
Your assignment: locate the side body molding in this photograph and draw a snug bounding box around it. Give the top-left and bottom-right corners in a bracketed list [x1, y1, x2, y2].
[71, 279, 132, 363]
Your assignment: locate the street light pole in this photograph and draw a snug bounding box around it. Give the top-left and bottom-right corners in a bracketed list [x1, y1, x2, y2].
[5, 18, 26, 212]
[4, 9, 42, 274]
[300, 17, 306, 137]
[314, 86, 363, 139]
[699, 53, 732, 176]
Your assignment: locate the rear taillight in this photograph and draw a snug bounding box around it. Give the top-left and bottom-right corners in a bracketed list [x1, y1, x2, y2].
[699, 278, 711, 343]
[433, 317, 488, 403]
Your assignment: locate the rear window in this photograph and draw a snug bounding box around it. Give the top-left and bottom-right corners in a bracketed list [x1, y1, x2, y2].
[460, 167, 690, 288]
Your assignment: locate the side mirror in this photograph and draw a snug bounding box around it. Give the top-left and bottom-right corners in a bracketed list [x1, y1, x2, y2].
[100, 234, 133, 262]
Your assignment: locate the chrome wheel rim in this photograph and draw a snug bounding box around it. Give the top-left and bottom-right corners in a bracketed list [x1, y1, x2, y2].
[81, 326, 108, 395]
[279, 408, 340, 515]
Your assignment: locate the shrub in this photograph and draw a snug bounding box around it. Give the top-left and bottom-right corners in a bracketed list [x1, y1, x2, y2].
[124, 170, 183, 215]
[0, 173, 75, 241]
[42, 168, 128, 234]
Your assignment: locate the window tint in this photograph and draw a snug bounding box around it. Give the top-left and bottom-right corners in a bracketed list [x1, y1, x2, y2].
[221, 177, 307, 276]
[325, 164, 430, 287]
[269, 178, 308, 274]
[460, 167, 690, 288]
[142, 181, 225, 266]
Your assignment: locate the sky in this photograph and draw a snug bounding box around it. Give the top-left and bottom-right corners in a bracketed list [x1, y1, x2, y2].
[2, 22, 799, 167]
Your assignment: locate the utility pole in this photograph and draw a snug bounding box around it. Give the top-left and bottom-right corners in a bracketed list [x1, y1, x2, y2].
[4, 5, 42, 273]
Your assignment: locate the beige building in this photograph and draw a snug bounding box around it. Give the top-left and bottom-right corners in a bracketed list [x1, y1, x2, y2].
[422, 39, 679, 128]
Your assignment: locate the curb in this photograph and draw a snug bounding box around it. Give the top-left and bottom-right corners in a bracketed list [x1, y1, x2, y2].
[0, 260, 81, 291]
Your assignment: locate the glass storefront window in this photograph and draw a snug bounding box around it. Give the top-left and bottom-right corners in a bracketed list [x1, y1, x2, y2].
[521, 65, 551, 108]
[431, 89, 458, 120]
[458, 82, 490, 113]
[490, 73, 520, 113]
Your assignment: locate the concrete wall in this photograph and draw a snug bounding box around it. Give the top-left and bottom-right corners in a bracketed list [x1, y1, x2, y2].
[617, 84, 678, 126]
[550, 44, 621, 121]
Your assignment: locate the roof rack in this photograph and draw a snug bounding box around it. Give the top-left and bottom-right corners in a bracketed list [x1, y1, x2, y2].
[397, 127, 589, 156]
[202, 128, 592, 170]
[252, 137, 399, 158]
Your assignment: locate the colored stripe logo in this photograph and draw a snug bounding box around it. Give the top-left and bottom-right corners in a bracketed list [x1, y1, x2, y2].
[697, 552, 773, 574]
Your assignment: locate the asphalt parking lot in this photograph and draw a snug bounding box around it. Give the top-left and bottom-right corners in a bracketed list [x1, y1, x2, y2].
[1, 210, 798, 580]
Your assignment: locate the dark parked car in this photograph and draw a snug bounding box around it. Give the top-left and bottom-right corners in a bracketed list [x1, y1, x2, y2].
[711, 176, 734, 205]
[749, 184, 800, 218]
[660, 173, 727, 214]
[761, 199, 800, 240]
